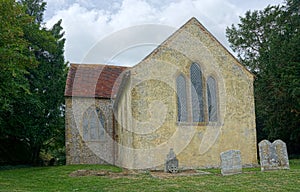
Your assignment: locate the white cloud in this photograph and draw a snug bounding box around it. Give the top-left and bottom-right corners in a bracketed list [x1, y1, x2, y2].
[46, 3, 113, 63]
[109, 0, 158, 27]
[45, 0, 284, 65]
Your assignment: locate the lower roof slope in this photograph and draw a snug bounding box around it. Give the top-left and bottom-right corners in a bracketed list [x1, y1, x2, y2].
[65, 64, 128, 99]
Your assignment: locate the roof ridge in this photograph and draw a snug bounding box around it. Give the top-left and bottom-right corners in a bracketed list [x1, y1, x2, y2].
[70, 63, 130, 69]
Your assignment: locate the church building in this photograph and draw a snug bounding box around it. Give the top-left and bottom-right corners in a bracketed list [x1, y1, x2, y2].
[64, 17, 257, 169]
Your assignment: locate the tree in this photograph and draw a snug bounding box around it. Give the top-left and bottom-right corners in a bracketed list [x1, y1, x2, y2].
[0, 0, 67, 165]
[18, 0, 67, 164]
[20, 0, 46, 25]
[226, 0, 300, 154]
[0, 0, 40, 164]
[0, 0, 37, 127]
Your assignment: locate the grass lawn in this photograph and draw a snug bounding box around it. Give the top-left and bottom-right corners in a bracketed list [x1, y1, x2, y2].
[0, 160, 299, 192]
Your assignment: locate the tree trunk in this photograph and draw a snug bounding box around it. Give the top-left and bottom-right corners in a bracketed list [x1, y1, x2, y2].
[31, 145, 41, 165]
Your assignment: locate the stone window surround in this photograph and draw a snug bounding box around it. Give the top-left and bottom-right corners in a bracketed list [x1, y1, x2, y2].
[176, 62, 219, 125]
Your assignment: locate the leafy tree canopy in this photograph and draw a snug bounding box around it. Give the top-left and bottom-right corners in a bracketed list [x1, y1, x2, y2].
[226, 0, 300, 154]
[0, 0, 67, 165]
[0, 0, 37, 118]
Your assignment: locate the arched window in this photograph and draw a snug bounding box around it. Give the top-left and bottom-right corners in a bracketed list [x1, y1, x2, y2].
[207, 76, 218, 122]
[82, 107, 105, 141]
[190, 63, 204, 122]
[176, 74, 188, 122]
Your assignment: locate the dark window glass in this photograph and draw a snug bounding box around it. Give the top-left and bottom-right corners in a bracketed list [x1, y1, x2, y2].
[82, 112, 89, 141]
[98, 110, 105, 139]
[89, 111, 98, 140]
[190, 63, 204, 122]
[207, 76, 218, 122]
[176, 74, 188, 122]
[82, 107, 106, 141]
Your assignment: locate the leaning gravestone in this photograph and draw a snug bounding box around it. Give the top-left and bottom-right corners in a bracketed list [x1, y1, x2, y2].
[220, 150, 242, 176]
[165, 148, 179, 173]
[258, 139, 290, 171]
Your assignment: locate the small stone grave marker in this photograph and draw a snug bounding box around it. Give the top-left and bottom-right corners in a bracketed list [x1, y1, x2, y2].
[220, 150, 242, 176]
[258, 139, 289, 171]
[165, 148, 178, 174]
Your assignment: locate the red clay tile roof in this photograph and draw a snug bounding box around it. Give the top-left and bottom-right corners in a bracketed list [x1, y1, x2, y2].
[65, 64, 128, 98]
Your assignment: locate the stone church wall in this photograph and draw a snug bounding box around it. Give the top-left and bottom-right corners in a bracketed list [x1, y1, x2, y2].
[65, 97, 115, 165]
[65, 18, 257, 170]
[115, 18, 257, 169]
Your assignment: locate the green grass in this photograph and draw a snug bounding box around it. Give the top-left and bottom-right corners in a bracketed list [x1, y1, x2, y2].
[0, 160, 300, 192]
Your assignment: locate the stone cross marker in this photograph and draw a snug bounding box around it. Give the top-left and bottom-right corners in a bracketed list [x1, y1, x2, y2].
[258, 139, 289, 171]
[220, 150, 242, 176]
[165, 148, 179, 173]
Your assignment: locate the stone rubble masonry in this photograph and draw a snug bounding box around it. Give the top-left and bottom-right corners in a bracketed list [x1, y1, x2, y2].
[65, 98, 115, 165]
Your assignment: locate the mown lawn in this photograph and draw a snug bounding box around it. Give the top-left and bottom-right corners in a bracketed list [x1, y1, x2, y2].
[0, 160, 300, 192]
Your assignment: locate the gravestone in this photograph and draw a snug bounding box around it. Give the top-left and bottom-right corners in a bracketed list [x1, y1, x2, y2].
[165, 148, 178, 173]
[258, 139, 289, 171]
[220, 150, 242, 176]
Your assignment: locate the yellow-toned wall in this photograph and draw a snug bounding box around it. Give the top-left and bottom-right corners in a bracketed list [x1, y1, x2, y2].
[115, 18, 257, 169]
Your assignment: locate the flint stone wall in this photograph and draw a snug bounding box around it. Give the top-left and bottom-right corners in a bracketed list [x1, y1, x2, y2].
[115, 18, 257, 169]
[65, 97, 115, 165]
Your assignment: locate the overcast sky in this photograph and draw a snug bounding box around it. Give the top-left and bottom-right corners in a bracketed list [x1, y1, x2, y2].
[44, 0, 284, 66]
